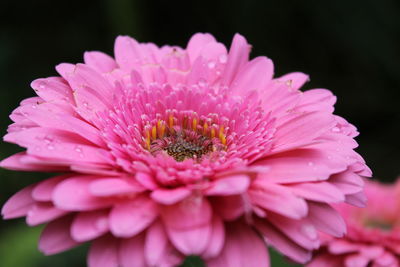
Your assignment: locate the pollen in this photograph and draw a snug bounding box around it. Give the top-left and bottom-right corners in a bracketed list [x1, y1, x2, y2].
[142, 110, 228, 162]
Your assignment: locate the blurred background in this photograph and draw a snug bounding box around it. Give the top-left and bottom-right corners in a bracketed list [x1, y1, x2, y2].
[0, 0, 399, 266]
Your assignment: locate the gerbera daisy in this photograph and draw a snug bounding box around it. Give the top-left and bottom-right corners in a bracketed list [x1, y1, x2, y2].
[307, 179, 400, 267]
[1, 33, 370, 266]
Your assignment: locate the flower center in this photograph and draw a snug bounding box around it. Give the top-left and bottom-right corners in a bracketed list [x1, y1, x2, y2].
[142, 110, 227, 162]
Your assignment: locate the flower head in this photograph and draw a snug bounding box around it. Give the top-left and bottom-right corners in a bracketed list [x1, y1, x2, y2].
[1, 33, 370, 266]
[307, 179, 400, 267]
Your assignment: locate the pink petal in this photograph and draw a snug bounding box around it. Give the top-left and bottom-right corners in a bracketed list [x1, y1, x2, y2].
[288, 181, 345, 203]
[73, 85, 111, 121]
[295, 89, 336, 113]
[207, 223, 270, 267]
[71, 210, 109, 242]
[186, 33, 217, 61]
[268, 214, 319, 250]
[88, 235, 119, 267]
[89, 178, 145, 197]
[84, 51, 117, 73]
[7, 128, 111, 165]
[331, 171, 365, 194]
[2, 184, 35, 219]
[66, 63, 113, 102]
[0, 153, 67, 172]
[212, 195, 245, 221]
[151, 187, 191, 205]
[31, 77, 74, 103]
[272, 111, 336, 153]
[135, 172, 158, 190]
[221, 33, 250, 86]
[307, 254, 344, 267]
[205, 175, 250, 196]
[328, 239, 363, 255]
[199, 42, 227, 62]
[374, 251, 398, 266]
[145, 221, 168, 266]
[255, 218, 312, 263]
[26, 203, 68, 226]
[161, 197, 212, 255]
[57, 114, 106, 147]
[32, 175, 69, 201]
[250, 182, 308, 219]
[166, 219, 212, 255]
[260, 72, 306, 117]
[344, 253, 370, 267]
[257, 148, 348, 183]
[202, 215, 225, 259]
[39, 215, 80, 255]
[230, 56, 274, 96]
[114, 36, 143, 70]
[308, 202, 346, 237]
[53, 176, 114, 211]
[161, 197, 212, 230]
[119, 234, 146, 267]
[109, 196, 158, 238]
[55, 63, 75, 79]
[345, 191, 367, 208]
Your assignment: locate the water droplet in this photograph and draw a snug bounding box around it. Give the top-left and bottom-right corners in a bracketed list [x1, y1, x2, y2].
[207, 61, 216, 69]
[219, 54, 228, 64]
[331, 127, 340, 133]
[308, 162, 314, 167]
[47, 144, 55, 150]
[198, 78, 207, 87]
[43, 135, 53, 144]
[300, 224, 317, 240]
[83, 102, 89, 108]
[38, 82, 46, 89]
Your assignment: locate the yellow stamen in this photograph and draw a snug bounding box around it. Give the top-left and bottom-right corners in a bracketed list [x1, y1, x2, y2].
[219, 125, 225, 136]
[159, 121, 166, 138]
[151, 126, 157, 140]
[192, 118, 197, 132]
[211, 128, 216, 139]
[168, 115, 174, 128]
[145, 130, 150, 150]
[220, 134, 226, 146]
[183, 116, 188, 129]
[203, 122, 208, 135]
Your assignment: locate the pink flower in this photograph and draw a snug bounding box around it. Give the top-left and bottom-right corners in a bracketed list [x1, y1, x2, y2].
[307, 180, 400, 267]
[1, 33, 370, 267]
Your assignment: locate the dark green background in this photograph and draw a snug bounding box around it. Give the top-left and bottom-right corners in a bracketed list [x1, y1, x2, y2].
[0, 0, 399, 266]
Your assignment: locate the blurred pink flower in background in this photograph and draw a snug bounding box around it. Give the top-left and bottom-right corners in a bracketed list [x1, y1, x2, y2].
[307, 179, 400, 267]
[1, 33, 370, 266]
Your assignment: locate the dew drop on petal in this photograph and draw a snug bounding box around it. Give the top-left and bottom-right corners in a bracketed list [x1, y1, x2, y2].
[198, 78, 207, 87]
[300, 224, 317, 240]
[74, 146, 84, 157]
[47, 144, 55, 150]
[219, 54, 228, 64]
[39, 82, 46, 89]
[207, 61, 216, 69]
